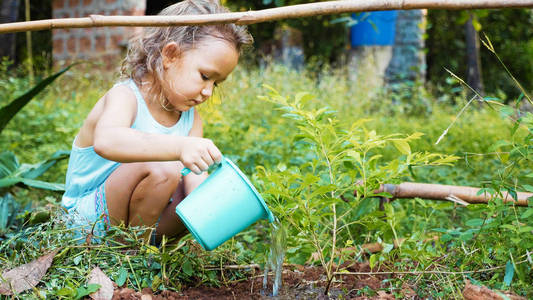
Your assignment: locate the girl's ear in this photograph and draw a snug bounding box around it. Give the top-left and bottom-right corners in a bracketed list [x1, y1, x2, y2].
[162, 42, 181, 69]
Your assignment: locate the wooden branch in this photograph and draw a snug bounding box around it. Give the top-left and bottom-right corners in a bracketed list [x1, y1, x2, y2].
[361, 182, 533, 206]
[1, 0, 533, 34]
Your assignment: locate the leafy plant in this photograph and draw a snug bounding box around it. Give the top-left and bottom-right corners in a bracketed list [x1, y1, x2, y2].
[0, 150, 69, 192]
[255, 86, 458, 294]
[0, 64, 74, 133]
[0, 193, 19, 235]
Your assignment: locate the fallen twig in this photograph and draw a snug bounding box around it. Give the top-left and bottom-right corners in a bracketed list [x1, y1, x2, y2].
[204, 264, 261, 271]
[356, 182, 532, 206]
[334, 259, 528, 276]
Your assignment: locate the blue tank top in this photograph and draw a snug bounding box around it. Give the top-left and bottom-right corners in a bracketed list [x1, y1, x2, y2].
[61, 79, 195, 209]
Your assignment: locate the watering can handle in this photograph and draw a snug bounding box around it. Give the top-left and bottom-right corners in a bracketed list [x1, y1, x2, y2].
[180, 158, 224, 177]
[181, 167, 192, 177]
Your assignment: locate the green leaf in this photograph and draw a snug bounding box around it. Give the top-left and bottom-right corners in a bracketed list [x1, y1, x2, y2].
[0, 193, 18, 232]
[87, 283, 102, 293]
[472, 18, 482, 31]
[0, 64, 75, 133]
[392, 140, 411, 155]
[18, 150, 70, 179]
[294, 92, 314, 106]
[0, 151, 19, 178]
[440, 234, 452, 242]
[0, 151, 67, 190]
[465, 218, 484, 227]
[369, 254, 378, 269]
[503, 260, 514, 286]
[0, 177, 64, 191]
[518, 226, 533, 233]
[0, 177, 20, 188]
[522, 185, 533, 193]
[182, 259, 193, 276]
[73, 255, 82, 266]
[488, 140, 511, 152]
[500, 224, 515, 231]
[56, 287, 75, 297]
[151, 275, 161, 291]
[520, 208, 533, 219]
[406, 132, 424, 141]
[460, 232, 474, 242]
[19, 178, 65, 191]
[308, 184, 336, 200]
[116, 267, 128, 286]
[499, 106, 515, 118]
[74, 284, 101, 300]
[29, 210, 51, 225]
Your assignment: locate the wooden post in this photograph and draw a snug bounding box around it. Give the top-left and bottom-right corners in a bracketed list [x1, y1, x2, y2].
[24, 0, 34, 84]
[0, 0, 532, 34]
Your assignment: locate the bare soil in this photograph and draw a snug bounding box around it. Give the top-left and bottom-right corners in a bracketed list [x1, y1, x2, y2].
[111, 262, 412, 299]
[110, 263, 527, 300]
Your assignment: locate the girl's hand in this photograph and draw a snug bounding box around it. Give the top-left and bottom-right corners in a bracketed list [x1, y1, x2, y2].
[177, 137, 222, 175]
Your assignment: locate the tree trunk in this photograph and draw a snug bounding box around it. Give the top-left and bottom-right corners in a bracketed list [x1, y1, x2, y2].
[0, 0, 19, 61]
[465, 13, 484, 96]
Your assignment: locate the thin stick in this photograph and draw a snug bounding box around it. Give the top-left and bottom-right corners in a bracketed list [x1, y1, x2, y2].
[361, 182, 533, 206]
[204, 264, 261, 271]
[1, 0, 533, 33]
[435, 94, 477, 145]
[334, 259, 528, 276]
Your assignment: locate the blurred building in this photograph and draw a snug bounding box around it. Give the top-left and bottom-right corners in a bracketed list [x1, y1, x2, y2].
[347, 10, 427, 86]
[51, 0, 147, 66]
[52, 0, 177, 67]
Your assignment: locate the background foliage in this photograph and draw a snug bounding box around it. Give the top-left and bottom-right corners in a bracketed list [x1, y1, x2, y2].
[426, 9, 533, 99]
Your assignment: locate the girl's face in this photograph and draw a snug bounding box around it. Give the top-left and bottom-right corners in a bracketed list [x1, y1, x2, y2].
[160, 38, 239, 112]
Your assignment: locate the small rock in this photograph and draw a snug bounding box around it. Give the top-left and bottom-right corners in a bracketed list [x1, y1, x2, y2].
[141, 288, 153, 295]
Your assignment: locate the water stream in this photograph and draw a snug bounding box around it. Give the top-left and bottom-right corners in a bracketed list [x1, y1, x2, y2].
[262, 220, 286, 297]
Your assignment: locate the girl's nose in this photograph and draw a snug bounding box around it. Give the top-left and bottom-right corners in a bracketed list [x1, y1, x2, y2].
[201, 82, 214, 98]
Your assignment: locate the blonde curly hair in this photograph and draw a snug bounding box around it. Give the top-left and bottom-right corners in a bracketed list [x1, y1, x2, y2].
[121, 0, 253, 104]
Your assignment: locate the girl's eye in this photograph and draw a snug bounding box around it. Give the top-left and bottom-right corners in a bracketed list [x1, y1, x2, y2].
[201, 73, 218, 87]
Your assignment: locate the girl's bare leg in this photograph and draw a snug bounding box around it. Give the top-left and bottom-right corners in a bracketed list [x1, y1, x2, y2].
[105, 161, 181, 241]
[154, 182, 188, 244]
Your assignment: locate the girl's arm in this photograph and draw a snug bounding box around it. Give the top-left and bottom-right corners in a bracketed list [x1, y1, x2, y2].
[182, 109, 210, 196]
[93, 85, 221, 172]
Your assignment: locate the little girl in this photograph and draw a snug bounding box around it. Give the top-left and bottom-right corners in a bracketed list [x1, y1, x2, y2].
[61, 0, 253, 244]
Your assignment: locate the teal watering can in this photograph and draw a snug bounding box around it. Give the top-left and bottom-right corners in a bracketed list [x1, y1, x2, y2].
[176, 157, 275, 250]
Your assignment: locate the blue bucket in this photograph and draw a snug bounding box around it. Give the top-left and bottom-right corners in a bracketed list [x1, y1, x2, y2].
[350, 11, 398, 46]
[176, 157, 274, 250]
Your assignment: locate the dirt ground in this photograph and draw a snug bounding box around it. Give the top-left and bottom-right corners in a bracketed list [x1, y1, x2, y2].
[111, 262, 411, 300]
[110, 262, 527, 300]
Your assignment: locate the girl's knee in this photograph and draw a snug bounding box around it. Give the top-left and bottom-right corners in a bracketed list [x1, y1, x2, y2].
[143, 162, 180, 187]
[129, 162, 180, 210]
